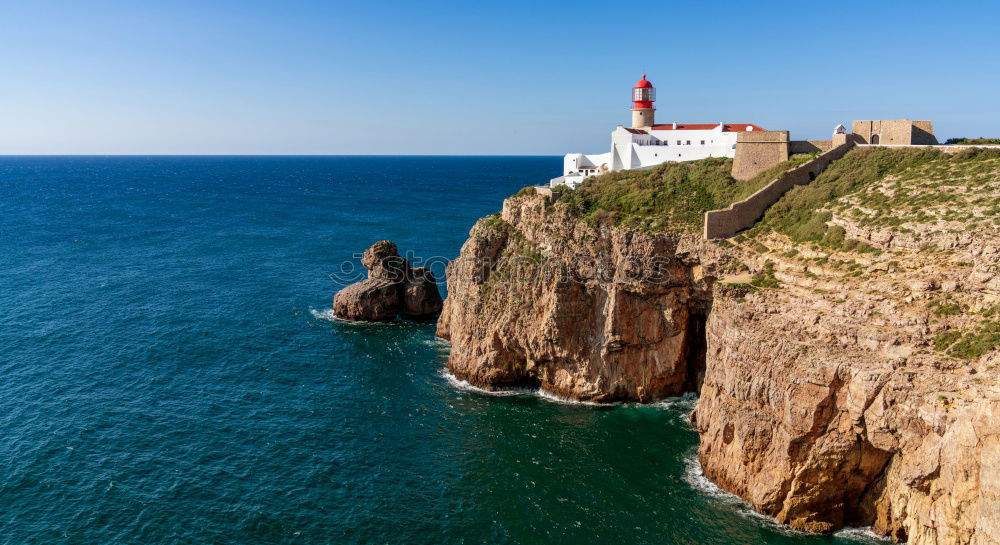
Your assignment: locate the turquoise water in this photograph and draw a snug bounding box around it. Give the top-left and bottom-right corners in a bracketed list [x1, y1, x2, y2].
[0, 156, 884, 544]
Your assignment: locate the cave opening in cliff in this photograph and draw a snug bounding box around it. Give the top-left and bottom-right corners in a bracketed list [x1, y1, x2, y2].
[684, 310, 708, 394]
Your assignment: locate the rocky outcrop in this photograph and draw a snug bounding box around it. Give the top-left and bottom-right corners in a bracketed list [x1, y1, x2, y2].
[333, 240, 443, 321]
[404, 267, 443, 318]
[693, 264, 999, 543]
[436, 195, 735, 402]
[437, 169, 999, 543]
[691, 155, 1000, 542]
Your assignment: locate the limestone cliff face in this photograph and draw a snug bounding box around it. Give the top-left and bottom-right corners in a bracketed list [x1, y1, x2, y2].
[691, 165, 1000, 542]
[436, 193, 730, 402]
[438, 172, 1000, 543]
[696, 287, 999, 542]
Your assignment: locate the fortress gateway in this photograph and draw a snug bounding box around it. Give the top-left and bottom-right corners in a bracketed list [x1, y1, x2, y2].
[549, 75, 765, 189]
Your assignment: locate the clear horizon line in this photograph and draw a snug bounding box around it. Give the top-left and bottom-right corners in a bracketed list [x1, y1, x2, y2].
[0, 153, 564, 157]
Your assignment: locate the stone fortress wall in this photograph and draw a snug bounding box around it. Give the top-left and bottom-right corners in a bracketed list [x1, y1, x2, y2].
[732, 120, 936, 181]
[710, 120, 941, 238]
[789, 140, 833, 154]
[733, 135, 837, 181]
[704, 142, 855, 239]
[851, 120, 937, 145]
[731, 131, 790, 180]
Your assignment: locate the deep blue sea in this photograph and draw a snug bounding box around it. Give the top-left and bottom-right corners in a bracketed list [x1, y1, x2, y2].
[0, 156, 884, 544]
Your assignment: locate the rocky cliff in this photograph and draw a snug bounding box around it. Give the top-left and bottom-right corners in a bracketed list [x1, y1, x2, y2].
[436, 148, 1000, 543]
[436, 194, 729, 401]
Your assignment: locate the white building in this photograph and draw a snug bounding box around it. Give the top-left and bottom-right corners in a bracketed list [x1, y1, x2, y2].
[550, 75, 765, 189]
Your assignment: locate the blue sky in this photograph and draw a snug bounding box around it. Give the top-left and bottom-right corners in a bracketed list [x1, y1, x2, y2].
[2, 0, 998, 154]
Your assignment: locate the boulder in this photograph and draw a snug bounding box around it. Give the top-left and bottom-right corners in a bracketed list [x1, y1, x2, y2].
[333, 279, 401, 321]
[332, 240, 443, 321]
[362, 240, 408, 282]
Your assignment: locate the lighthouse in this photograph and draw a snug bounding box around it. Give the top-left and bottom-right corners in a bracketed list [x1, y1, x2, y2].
[631, 74, 655, 129]
[549, 74, 767, 189]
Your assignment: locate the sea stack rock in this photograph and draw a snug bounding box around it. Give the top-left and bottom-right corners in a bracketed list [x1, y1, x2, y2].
[403, 267, 443, 319]
[333, 240, 443, 321]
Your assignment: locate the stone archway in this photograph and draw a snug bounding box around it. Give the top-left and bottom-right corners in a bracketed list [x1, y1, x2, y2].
[871, 134, 880, 145]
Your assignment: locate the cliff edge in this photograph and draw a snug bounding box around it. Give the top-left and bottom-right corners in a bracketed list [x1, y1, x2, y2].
[437, 148, 1000, 543]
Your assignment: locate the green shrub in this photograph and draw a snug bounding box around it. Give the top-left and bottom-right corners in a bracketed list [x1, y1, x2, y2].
[561, 157, 774, 232]
[945, 137, 1000, 145]
[928, 299, 965, 317]
[750, 261, 781, 289]
[753, 147, 944, 241]
[948, 321, 1000, 359]
[933, 330, 962, 352]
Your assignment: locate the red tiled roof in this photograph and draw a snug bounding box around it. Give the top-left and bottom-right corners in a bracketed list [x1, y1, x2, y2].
[624, 128, 648, 134]
[649, 123, 766, 132]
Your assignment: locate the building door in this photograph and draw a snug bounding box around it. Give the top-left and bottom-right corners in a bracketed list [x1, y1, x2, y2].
[871, 134, 880, 145]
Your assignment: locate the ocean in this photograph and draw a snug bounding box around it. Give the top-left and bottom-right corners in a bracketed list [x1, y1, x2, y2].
[0, 156, 885, 544]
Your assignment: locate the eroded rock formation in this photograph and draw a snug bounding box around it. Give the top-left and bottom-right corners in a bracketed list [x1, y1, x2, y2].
[333, 240, 443, 321]
[437, 172, 999, 544]
[436, 195, 731, 401]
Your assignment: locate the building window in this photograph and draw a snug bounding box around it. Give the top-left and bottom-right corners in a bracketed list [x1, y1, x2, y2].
[686, 140, 691, 145]
[677, 140, 681, 145]
[700, 140, 705, 145]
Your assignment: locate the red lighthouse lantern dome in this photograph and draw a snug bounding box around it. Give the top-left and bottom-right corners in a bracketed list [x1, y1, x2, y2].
[632, 74, 655, 109]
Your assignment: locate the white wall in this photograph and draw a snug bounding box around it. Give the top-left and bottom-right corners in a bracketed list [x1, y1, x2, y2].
[556, 124, 749, 188]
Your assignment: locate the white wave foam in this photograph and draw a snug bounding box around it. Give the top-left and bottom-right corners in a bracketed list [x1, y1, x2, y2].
[650, 392, 699, 427]
[441, 369, 710, 408]
[834, 527, 893, 543]
[310, 307, 339, 322]
[682, 451, 816, 537]
[441, 370, 532, 397]
[535, 388, 610, 407]
[650, 392, 698, 410]
[441, 370, 610, 406]
[423, 337, 452, 350]
[682, 451, 741, 501]
[682, 452, 888, 540]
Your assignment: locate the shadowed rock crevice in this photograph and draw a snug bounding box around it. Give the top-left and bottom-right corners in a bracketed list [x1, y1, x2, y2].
[683, 309, 709, 394]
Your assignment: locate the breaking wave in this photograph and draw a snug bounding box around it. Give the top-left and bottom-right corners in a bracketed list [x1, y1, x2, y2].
[681, 451, 889, 542]
[440, 370, 608, 406]
[309, 307, 339, 322]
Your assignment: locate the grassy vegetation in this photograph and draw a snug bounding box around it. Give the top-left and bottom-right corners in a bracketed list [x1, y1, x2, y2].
[750, 261, 781, 289]
[750, 147, 1000, 249]
[558, 157, 799, 232]
[928, 298, 966, 317]
[934, 322, 1000, 360]
[478, 213, 509, 235]
[541, 146, 1000, 238]
[751, 147, 944, 242]
[945, 137, 1000, 145]
[948, 321, 1000, 359]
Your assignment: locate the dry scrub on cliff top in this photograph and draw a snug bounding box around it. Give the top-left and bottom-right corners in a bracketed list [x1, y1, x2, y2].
[751, 147, 1000, 247]
[736, 147, 1000, 361]
[559, 158, 799, 232]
